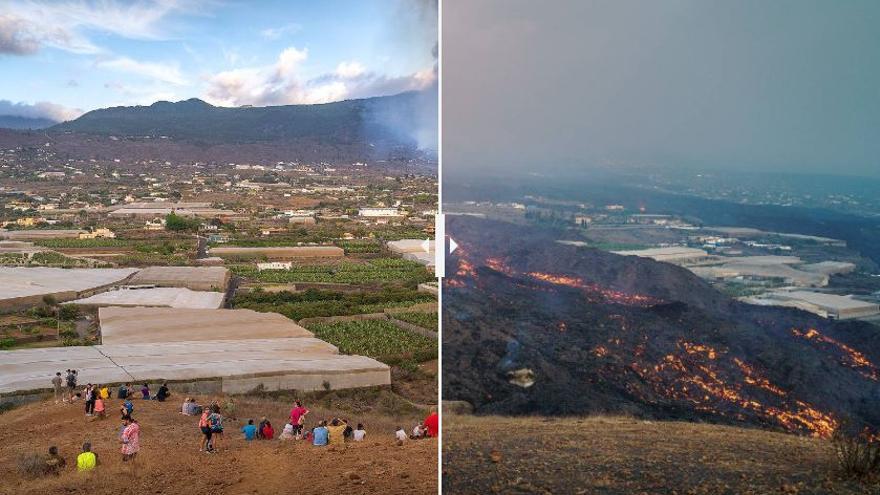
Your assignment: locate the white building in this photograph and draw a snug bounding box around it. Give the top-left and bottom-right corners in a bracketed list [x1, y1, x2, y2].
[257, 261, 293, 271]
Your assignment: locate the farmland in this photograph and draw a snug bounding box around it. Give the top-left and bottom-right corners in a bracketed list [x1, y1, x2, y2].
[230, 258, 433, 285]
[391, 311, 438, 331]
[232, 288, 434, 320]
[304, 319, 437, 368]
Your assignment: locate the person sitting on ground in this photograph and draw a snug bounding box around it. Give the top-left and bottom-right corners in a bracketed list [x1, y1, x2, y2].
[156, 383, 169, 402]
[44, 446, 66, 475]
[181, 397, 199, 415]
[327, 418, 346, 447]
[424, 408, 439, 438]
[312, 420, 329, 446]
[76, 442, 97, 472]
[261, 420, 274, 440]
[52, 372, 63, 404]
[353, 423, 367, 442]
[410, 422, 425, 439]
[140, 384, 150, 400]
[71, 392, 81, 403]
[343, 418, 353, 441]
[99, 385, 110, 401]
[279, 422, 295, 441]
[241, 419, 257, 441]
[256, 416, 268, 439]
[93, 396, 106, 420]
[117, 383, 129, 400]
[395, 426, 408, 445]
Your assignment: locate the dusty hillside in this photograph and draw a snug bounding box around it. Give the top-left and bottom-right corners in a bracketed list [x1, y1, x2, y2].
[442, 415, 878, 495]
[0, 393, 437, 495]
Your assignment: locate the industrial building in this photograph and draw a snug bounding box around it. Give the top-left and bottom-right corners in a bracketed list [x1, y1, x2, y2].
[0, 307, 390, 395]
[0, 267, 138, 311]
[747, 291, 880, 320]
[129, 266, 230, 292]
[70, 287, 224, 309]
[612, 247, 710, 265]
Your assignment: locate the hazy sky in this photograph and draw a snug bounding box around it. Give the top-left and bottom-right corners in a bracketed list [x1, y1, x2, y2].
[0, 0, 436, 121]
[444, 0, 880, 178]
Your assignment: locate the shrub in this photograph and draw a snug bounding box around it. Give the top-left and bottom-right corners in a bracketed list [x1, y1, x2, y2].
[833, 428, 880, 478]
[16, 453, 46, 478]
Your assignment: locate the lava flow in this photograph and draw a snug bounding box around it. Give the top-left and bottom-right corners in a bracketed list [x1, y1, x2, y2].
[629, 340, 837, 437]
[526, 271, 663, 307]
[792, 327, 879, 381]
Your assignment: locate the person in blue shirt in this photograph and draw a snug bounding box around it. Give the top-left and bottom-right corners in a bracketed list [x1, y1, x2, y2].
[312, 420, 329, 446]
[120, 398, 134, 418]
[241, 419, 257, 441]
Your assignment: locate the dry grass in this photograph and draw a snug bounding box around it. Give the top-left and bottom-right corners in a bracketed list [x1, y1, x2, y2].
[443, 414, 880, 494]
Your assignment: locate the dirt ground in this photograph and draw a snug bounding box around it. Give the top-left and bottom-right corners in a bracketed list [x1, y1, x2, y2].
[443, 415, 880, 495]
[0, 394, 437, 495]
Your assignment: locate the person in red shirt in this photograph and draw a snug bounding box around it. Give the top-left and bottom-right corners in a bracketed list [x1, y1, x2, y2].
[423, 409, 439, 438]
[261, 420, 274, 440]
[289, 400, 309, 436]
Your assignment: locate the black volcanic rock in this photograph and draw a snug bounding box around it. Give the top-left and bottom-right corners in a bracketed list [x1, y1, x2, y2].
[443, 216, 880, 437]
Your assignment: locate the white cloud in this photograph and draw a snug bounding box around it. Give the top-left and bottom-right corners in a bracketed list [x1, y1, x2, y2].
[0, 0, 197, 55]
[96, 56, 188, 86]
[260, 23, 302, 40]
[335, 61, 366, 79]
[0, 100, 83, 122]
[204, 46, 436, 107]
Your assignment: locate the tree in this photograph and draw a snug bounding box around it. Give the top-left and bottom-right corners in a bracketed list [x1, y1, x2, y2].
[165, 212, 200, 232]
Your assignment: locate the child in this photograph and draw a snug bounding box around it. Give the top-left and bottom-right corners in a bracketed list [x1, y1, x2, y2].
[140, 384, 150, 400]
[353, 423, 367, 442]
[99, 385, 110, 401]
[121, 398, 134, 417]
[411, 422, 425, 439]
[208, 405, 224, 450]
[44, 446, 66, 475]
[93, 397, 106, 419]
[279, 422, 295, 441]
[241, 419, 257, 441]
[395, 426, 408, 445]
[261, 420, 274, 440]
[76, 442, 97, 472]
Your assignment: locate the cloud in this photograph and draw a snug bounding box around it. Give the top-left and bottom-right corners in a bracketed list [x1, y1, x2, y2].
[335, 61, 366, 79]
[204, 46, 436, 107]
[95, 56, 188, 86]
[0, 100, 83, 122]
[0, 0, 196, 56]
[260, 23, 302, 40]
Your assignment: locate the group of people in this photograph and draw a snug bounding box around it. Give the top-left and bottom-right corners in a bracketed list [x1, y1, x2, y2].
[40, 370, 439, 476]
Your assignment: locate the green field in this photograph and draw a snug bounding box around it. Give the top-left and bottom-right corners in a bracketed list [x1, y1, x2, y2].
[304, 319, 436, 367]
[232, 288, 435, 320]
[391, 312, 438, 331]
[230, 258, 433, 285]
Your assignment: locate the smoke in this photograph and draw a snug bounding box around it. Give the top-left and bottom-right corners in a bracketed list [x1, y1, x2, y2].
[365, 0, 438, 152]
[0, 100, 83, 122]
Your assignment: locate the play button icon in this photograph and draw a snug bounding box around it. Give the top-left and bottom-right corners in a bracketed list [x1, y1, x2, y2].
[449, 238, 458, 254]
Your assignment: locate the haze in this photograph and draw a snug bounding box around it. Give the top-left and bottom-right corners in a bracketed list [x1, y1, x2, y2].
[443, 0, 880, 178]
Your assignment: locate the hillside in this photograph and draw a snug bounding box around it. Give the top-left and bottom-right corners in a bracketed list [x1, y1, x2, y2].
[443, 216, 880, 436]
[0, 115, 56, 130]
[443, 415, 876, 494]
[0, 393, 437, 495]
[50, 91, 435, 148]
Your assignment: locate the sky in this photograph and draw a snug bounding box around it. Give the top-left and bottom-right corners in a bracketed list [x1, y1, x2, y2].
[444, 0, 880, 178]
[0, 0, 437, 122]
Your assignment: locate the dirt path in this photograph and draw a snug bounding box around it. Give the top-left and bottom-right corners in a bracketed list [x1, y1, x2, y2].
[443, 415, 878, 495]
[0, 396, 437, 495]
